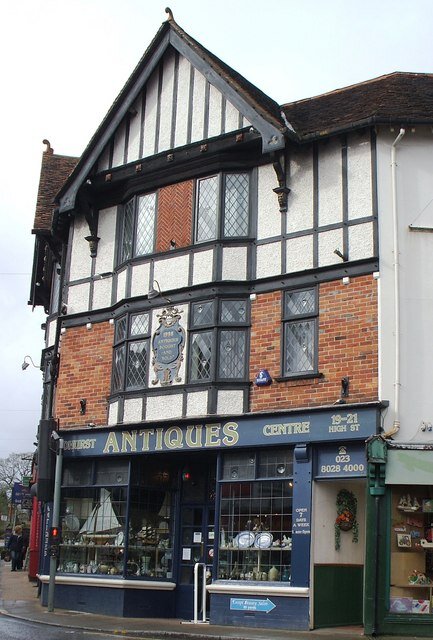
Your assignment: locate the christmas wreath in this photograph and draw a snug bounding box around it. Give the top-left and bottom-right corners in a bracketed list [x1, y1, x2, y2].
[335, 489, 359, 550]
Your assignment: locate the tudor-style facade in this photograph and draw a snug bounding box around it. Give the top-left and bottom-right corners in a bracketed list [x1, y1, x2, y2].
[28, 9, 433, 635]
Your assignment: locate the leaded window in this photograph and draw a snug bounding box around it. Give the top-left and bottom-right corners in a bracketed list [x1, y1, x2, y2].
[282, 287, 318, 376]
[195, 173, 250, 243]
[118, 192, 156, 263]
[112, 312, 151, 392]
[189, 298, 249, 383]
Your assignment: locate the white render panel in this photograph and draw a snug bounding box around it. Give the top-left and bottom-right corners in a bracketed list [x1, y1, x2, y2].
[145, 394, 183, 421]
[112, 120, 126, 168]
[46, 318, 57, 347]
[192, 249, 214, 285]
[98, 144, 110, 172]
[348, 222, 374, 261]
[257, 164, 280, 240]
[123, 398, 143, 424]
[318, 139, 343, 226]
[67, 282, 90, 314]
[69, 216, 92, 281]
[318, 228, 344, 267]
[186, 391, 208, 417]
[158, 51, 175, 153]
[92, 277, 112, 310]
[108, 401, 119, 426]
[217, 390, 244, 415]
[191, 68, 206, 143]
[154, 254, 189, 292]
[347, 133, 373, 220]
[287, 147, 314, 233]
[95, 206, 116, 275]
[225, 99, 240, 133]
[143, 69, 159, 158]
[208, 84, 222, 138]
[130, 262, 151, 298]
[256, 242, 281, 279]
[285, 235, 314, 273]
[222, 246, 247, 280]
[174, 55, 191, 148]
[127, 95, 142, 163]
[116, 269, 127, 302]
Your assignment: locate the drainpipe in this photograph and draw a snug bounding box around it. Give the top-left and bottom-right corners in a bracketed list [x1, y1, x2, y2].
[385, 128, 405, 438]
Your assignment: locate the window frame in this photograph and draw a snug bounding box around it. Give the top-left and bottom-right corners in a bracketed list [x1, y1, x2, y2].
[117, 191, 157, 265]
[281, 287, 319, 378]
[194, 172, 251, 244]
[111, 312, 151, 393]
[188, 298, 250, 384]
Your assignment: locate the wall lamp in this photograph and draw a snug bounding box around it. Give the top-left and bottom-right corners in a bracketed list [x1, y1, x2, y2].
[21, 355, 39, 371]
[148, 280, 171, 304]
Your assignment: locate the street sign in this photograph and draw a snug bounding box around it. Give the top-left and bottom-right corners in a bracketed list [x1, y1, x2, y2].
[230, 598, 276, 613]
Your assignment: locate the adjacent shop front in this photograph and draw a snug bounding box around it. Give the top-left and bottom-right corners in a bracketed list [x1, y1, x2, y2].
[38, 404, 380, 629]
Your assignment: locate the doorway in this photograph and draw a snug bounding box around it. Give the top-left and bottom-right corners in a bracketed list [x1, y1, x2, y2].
[175, 457, 216, 620]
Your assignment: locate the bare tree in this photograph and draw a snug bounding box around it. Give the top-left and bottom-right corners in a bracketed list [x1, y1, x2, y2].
[0, 453, 33, 495]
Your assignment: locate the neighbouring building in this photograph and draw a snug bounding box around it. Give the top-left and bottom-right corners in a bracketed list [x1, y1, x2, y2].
[28, 9, 433, 635]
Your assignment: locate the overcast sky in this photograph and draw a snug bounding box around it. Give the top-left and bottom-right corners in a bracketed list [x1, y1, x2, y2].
[1, 0, 432, 459]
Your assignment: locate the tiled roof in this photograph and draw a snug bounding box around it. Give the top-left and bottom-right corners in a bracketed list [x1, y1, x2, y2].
[33, 142, 78, 232]
[281, 72, 433, 140]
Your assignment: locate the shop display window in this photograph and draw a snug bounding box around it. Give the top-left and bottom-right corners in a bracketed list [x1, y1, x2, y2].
[58, 458, 174, 579]
[389, 486, 433, 615]
[218, 449, 293, 583]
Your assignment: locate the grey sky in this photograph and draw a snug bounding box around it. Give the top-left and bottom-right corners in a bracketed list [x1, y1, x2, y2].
[1, 0, 432, 458]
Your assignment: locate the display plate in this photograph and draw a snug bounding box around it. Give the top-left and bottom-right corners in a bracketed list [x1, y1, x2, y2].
[254, 532, 273, 549]
[234, 531, 255, 548]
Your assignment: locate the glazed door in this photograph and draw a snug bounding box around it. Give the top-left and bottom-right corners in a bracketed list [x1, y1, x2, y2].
[175, 460, 216, 620]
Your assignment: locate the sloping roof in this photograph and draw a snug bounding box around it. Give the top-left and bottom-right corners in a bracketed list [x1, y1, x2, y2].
[281, 72, 433, 140]
[33, 141, 78, 233]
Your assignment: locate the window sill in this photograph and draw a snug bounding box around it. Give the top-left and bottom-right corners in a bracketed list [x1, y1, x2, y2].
[274, 373, 324, 383]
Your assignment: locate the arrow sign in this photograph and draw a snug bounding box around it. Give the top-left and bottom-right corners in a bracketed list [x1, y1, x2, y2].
[230, 598, 276, 613]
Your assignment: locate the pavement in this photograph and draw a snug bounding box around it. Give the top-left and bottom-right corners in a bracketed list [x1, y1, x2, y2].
[0, 560, 427, 640]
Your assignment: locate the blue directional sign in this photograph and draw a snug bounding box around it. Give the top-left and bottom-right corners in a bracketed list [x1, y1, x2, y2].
[230, 598, 276, 613]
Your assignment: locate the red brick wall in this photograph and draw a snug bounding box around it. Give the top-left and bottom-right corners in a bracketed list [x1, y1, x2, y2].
[249, 275, 378, 412]
[156, 180, 194, 252]
[54, 322, 114, 429]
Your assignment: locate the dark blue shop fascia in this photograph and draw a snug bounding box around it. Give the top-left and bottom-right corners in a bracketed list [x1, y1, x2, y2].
[62, 403, 381, 458]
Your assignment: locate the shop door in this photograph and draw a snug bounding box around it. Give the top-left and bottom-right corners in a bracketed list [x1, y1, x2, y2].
[175, 460, 216, 620]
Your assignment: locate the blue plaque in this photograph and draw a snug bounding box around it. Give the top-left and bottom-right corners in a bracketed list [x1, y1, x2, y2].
[151, 307, 186, 386]
[255, 369, 272, 386]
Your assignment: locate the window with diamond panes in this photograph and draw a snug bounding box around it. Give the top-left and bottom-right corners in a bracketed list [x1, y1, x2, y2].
[282, 288, 318, 376]
[118, 192, 156, 264]
[195, 173, 250, 244]
[112, 313, 151, 392]
[189, 299, 249, 383]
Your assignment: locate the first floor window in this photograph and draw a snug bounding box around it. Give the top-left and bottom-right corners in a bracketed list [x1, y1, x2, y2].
[112, 312, 150, 392]
[189, 298, 249, 383]
[118, 192, 157, 264]
[282, 287, 318, 376]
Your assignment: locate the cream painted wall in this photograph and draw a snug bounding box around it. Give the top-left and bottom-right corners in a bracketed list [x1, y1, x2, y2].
[377, 127, 433, 440]
[312, 479, 365, 565]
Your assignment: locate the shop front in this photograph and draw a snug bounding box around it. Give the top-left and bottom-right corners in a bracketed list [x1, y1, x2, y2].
[38, 404, 380, 629]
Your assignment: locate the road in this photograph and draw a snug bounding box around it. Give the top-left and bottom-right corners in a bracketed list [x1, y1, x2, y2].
[0, 615, 157, 640]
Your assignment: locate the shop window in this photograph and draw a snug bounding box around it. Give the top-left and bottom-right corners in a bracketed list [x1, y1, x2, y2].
[118, 192, 157, 263]
[218, 449, 293, 582]
[282, 287, 318, 376]
[188, 298, 249, 383]
[58, 458, 174, 580]
[112, 312, 151, 392]
[389, 486, 433, 615]
[195, 173, 250, 243]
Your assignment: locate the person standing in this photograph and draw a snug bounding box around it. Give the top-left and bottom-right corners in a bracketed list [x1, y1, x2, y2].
[7, 525, 24, 571]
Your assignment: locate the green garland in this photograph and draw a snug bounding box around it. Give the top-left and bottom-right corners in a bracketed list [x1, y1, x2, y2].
[335, 489, 359, 551]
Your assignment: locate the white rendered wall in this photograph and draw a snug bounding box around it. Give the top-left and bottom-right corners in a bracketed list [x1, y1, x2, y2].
[186, 390, 208, 417]
[69, 216, 92, 281]
[67, 282, 90, 314]
[154, 254, 189, 292]
[158, 50, 175, 153]
[145, 394, 183, 421]
[221, 246, 247, 280]
[256, 242, 281, 279]
[257, 164, 280, 240]
[192, 249, 214, 285]
[95, 206, 116, 275]
[377, 128, 433, 441]
[287, 146, 314, 234]
[130, 263, 151, 298]
[92, 277, 112, 310]
[217, 390, 244, 415]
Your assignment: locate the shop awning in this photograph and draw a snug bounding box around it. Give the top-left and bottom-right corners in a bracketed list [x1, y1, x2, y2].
[386, 448, 433, 485]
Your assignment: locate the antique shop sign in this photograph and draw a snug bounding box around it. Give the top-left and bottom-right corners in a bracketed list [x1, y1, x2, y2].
[315, 443, 366, 478]
[63, 407, 379, 457]
[151, 307, 185, 386]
